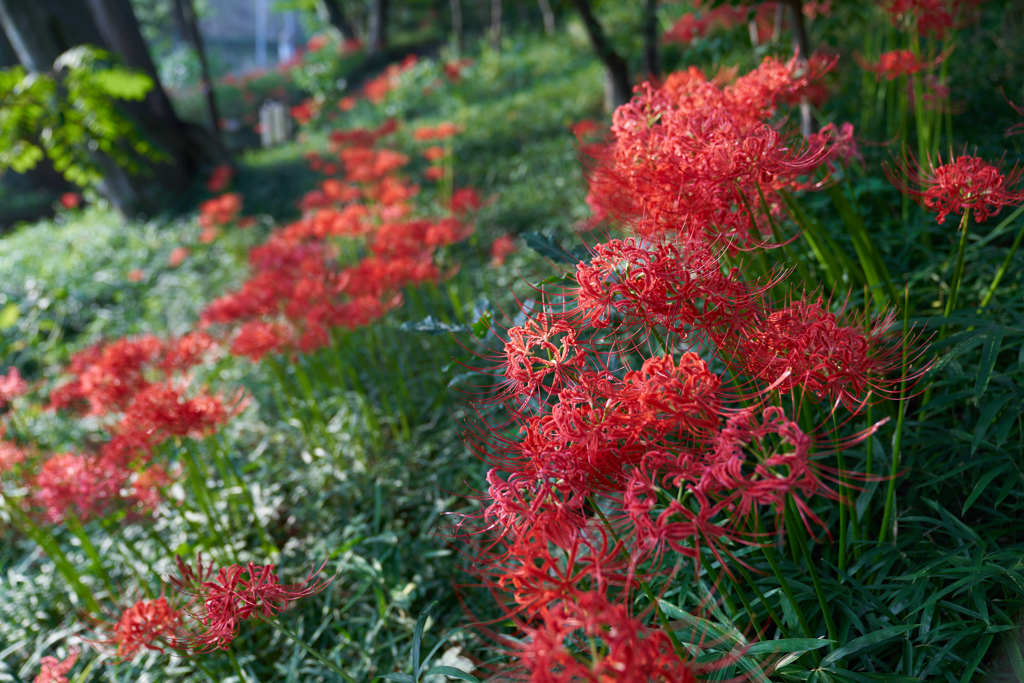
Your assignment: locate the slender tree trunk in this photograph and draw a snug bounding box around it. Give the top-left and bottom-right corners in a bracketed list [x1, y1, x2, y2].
[537, 0, 555, 34]
[449, 0, 464, 54]
[369, 0, 388, 53]
[320, 0, 358, 42]
[568, 0, 631, 110]
[783, 0, 815, 136]
[489, 0, 502, 46]
[643, 0, 659, 79]
[172, 0, 221, 138]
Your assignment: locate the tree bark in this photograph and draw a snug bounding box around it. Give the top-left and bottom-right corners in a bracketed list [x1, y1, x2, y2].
[783, 0, 816, 136]
[320, 0, 358, 42]
[537, 0, 555, 35]
[172, 0, 221, 139]
[489, 0, 502, 46]
[449, 0, 464, 54]
[568, 0, 631, 111]
[643, 0, 659, 79]
[368, 0, 388, 54]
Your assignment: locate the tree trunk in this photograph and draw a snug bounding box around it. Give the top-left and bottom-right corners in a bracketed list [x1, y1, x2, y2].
[489, 0, 502, 46]
[172, 0, 222, 139]
[320, 0, 358, 42]
[643, 0, 659, 79]
[568, 0, 631, 111]
[537, 0, 555, 35]
[369, 0, 388, 54]
[449, 0, 464, 54]
[0, 0, 224, 213]
[783, 0, 815, 136]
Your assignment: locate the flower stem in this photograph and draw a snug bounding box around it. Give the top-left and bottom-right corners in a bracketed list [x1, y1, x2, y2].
[943, 209, 971, 323]
[979, 214, 1024, 309]
[272, 618, 357, 683]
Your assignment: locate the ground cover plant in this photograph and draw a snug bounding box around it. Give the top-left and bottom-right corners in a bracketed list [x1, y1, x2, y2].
[1, 1, 1023, 681]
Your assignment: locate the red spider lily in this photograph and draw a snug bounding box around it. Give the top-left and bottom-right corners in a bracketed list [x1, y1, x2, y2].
[424, 165, 445, 181]
[884, 0, 982, 38]
[33, 647, 79, 683]
[583, 55, 840, 242]
[513, 590, 697, 682]
[114, 381, 238, 449]
[887, 151, 1024, 224]
[32, 451, 127, 523]
[206, 163, 234, 193]
[106, 596, 182, 658]
[452, 187, 483, 215]
[855, 49, 946, 81]
[199, 193, 243, 228]
[337, 96, 356, 111]
[290, 98, 319, 125]
[131, 464, 173, 510]
[169, 555, 331, 652]
[59, 192, 81, 209]
[413, 122, 463, 141]
[490, 234, 517, 266]
[48, 335, 163, 415]
[503, 314, 589, 397]
[422, 145, 447, 162]
[168, 247, 190, 267]
[0, 438, 26, 472]
[570, 237, 767, 347]
[738, 296, 909, 408]
[231, 320, 293, 361]
[0, 366, 27, 403]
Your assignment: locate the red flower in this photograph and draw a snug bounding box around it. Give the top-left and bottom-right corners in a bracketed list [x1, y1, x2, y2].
[110, 597, 182, 658]
[422, 145, 446, 162]
[888, 152, 1024, 224]
[33, 647, 79, 683]
[59, 193, 81, 209]
[0, 366, 27, 403]
[338, 96, 356, 111]
[503, 314, 588, 397]
[490, 234, 517, 266]
[205, 164, 234, 193]
[0, 439, 26, 472]
[170, 555, 331, 652]
[32, 452, 126, 523]
[168, 247, 190, 267]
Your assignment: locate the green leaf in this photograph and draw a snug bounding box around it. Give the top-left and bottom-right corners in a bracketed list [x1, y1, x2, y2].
[399, 316, 466, 334]
[0, 302, 19, 329]
[422, 666, 480, 682]
[820, 625, 918, 666]
[745, 637, 834, 656]
[975, 331, 1005, 397]
[382, 675, 415, 683]
[91, 68, 154, 100]
[522, 232, 587, 264]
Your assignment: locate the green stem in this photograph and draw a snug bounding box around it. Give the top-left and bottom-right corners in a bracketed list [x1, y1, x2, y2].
[979, 215, 1024, 309]
[785, 501, 837, 643]
[589, 499, 688, 661]
[943, 209, 971, 325]
[272, 619, 357, 682]
[879, 286, 911, 544]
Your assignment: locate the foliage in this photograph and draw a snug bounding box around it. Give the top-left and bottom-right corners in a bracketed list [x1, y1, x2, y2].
[0, 46, 162, 191]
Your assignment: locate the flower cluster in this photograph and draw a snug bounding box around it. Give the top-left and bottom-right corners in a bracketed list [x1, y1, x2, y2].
[582, 54, 840, 245]
[169, 555, 330, 652]
[465, 61, 921, 680]
[888, 152, 1024, 224]
[203, 115, 477, 361]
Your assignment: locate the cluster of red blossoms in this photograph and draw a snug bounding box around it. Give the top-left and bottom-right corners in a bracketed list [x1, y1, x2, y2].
[203, 115, 477, 361]
[581, 54, 848, 246]
[465, 58, 922, 681]
[30, 332, 235, 523]
[664, 1, 832, 47]
[887, 152, 1024, 224]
